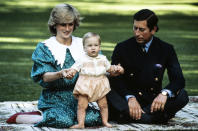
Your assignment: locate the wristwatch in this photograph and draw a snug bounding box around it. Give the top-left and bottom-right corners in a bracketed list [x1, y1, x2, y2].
[161, 91, 168, 96]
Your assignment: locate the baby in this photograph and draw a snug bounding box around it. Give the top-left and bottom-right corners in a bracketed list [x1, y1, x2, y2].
[66, 32, 124, 128]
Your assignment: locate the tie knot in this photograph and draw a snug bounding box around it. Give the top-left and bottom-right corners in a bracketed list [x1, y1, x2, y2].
[140, 44, 146, 53]
[140, 44, 146, 48]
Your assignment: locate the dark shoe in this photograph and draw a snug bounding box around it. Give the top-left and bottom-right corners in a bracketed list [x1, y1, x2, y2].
[6, 111, 41, 124]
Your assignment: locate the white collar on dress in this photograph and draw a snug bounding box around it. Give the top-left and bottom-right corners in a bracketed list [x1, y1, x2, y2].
[43, 36, 85, 68]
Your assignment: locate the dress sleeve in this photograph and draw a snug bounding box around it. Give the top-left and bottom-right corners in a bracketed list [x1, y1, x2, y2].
[31, 43, 57, 82]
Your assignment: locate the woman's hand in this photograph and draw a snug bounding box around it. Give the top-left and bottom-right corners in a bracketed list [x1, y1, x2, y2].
[42, 69, 68, 82]
[65, 69, 77, 79]
[60, 69, 68, 78]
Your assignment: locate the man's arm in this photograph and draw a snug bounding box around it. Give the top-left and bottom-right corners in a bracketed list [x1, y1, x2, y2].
[111, 44, 134, 97]
[111, 44, 144, 120]
[151, 45, 185, 113]
[165, 45, 185, 95]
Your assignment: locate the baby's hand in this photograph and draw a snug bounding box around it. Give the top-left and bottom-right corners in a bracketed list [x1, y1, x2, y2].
[66, 69, 77, 79]
[60, 69, 68, 78]
[109, 64, 124, 76]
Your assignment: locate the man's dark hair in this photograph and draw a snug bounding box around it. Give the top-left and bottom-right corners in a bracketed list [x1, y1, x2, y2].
[133, 9, 159, 32]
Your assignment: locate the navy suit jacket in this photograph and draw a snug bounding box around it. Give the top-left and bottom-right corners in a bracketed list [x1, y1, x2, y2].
[110, 36, 185, 107]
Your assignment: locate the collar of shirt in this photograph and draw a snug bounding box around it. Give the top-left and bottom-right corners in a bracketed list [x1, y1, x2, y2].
[144, 36, 153, 52]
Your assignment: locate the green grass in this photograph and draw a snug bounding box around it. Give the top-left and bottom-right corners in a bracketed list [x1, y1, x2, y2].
[0, 0, 198, 101]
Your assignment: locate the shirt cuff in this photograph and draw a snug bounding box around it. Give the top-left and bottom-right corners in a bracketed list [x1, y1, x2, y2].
[162, 89, 175, 98]
[125, 95, 135, 101]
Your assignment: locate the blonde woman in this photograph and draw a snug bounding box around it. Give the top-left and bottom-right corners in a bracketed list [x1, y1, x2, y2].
[7, 4, 102, 128]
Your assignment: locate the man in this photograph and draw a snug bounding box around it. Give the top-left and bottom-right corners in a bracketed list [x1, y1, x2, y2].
[107, 9, 189, 124]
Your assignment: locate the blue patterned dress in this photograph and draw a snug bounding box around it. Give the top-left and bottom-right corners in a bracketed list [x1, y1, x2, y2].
[31, 40, 102, 128]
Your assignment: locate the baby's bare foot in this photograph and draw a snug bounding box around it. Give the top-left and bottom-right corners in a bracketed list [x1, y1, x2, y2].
[103, 122, 112, 128]
[70, 124, 85, 129]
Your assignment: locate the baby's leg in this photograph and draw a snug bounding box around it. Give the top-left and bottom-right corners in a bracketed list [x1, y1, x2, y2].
[70, 95, 88, 129]
[97, 96, 112, 128]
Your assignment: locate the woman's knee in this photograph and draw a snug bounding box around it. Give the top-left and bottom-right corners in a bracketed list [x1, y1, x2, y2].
[42, 108, 74, 127]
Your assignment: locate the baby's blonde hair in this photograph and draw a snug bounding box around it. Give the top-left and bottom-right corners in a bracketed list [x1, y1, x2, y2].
[83, 32, 101, 47]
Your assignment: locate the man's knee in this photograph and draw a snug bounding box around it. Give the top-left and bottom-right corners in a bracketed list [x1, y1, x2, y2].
[176, 88, 189, 107]
[165, 88, 189, 114]
[107, 89, 129, 112]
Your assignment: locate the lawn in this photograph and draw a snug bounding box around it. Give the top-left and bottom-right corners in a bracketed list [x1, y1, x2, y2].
[0, 0, 198, 101]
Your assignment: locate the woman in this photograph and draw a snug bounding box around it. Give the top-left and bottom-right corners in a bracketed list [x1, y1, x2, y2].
[7, 3, 102, 128]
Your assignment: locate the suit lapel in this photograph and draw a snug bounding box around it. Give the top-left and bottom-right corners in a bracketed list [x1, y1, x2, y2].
[147, 37, 163, 63]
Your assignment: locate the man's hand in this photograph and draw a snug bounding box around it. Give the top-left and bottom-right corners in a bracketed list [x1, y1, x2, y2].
[117, 63, 124, 74]
[109, 63, 124, 76]
[151, 93, 168, 113]
[128, 97, 144, 120]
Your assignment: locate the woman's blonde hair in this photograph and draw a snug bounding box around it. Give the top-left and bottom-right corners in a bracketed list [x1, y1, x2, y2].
[48, 4, 80, 35]
[83, 32, 101, 47]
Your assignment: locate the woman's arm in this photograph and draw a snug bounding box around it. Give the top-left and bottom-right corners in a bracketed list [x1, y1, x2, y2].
[42, 69, 68, 82]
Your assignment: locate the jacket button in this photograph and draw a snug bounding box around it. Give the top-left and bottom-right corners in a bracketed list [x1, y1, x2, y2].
[150, 88, 154, 91]
[154, 77, 158, 81]
[138, 92, 142, 96]
[130, 73, 134, 77]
